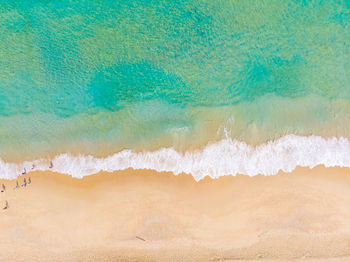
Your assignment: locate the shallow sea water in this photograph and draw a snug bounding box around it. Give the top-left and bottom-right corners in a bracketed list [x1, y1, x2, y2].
[0, 1, 349, 178]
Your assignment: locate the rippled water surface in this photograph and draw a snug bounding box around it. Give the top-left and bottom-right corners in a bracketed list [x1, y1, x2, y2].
[0, 0, 349, 165]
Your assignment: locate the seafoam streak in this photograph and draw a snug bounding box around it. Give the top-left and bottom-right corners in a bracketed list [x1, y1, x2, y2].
[1, 135, 350, 181]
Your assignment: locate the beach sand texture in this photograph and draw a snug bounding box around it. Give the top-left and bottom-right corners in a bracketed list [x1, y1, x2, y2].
[0, 166, 349, 261]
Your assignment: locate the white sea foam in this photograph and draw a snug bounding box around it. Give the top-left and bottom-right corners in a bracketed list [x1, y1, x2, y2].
[1, 135, 350, 181]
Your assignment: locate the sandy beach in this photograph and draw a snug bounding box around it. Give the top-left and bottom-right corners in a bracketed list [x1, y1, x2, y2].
[0, 166, 349, 261]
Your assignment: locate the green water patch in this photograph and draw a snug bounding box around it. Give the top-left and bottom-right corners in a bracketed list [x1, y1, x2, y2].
[88, 62, 193, 110]
[0, 0, 348, 116]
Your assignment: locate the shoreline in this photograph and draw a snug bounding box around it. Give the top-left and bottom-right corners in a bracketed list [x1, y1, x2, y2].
[0, 166, 349, 261]
[1, 134, 350, 181]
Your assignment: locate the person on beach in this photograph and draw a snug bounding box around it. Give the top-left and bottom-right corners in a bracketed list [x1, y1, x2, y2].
[1, 184, 5, 193]
[49, 161, 53, 168]
[3, 201, 8, 210]
[14, 181, 19, 190]
[31, 164, 35, 170]
[28, 177, 31, 185]
[21, 168, 26, 175]
[21, 178, 26, 187]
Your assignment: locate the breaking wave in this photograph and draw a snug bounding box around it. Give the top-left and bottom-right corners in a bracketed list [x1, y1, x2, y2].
[1, 135, 350, 181]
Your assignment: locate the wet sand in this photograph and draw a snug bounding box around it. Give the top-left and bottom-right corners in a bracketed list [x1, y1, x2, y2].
[0, 166, 349, 261]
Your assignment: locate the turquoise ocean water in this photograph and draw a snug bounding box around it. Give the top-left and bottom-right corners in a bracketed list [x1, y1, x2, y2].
[0, 0, 349, 179]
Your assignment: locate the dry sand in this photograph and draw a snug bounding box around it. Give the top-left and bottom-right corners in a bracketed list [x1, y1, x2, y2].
[0, 166, 349, 261]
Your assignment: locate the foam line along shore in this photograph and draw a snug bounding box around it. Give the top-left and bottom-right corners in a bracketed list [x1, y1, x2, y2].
[1, 135, 350, 181]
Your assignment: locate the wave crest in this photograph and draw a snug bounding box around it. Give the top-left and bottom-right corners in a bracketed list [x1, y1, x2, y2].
[1, 135, 350, 181]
